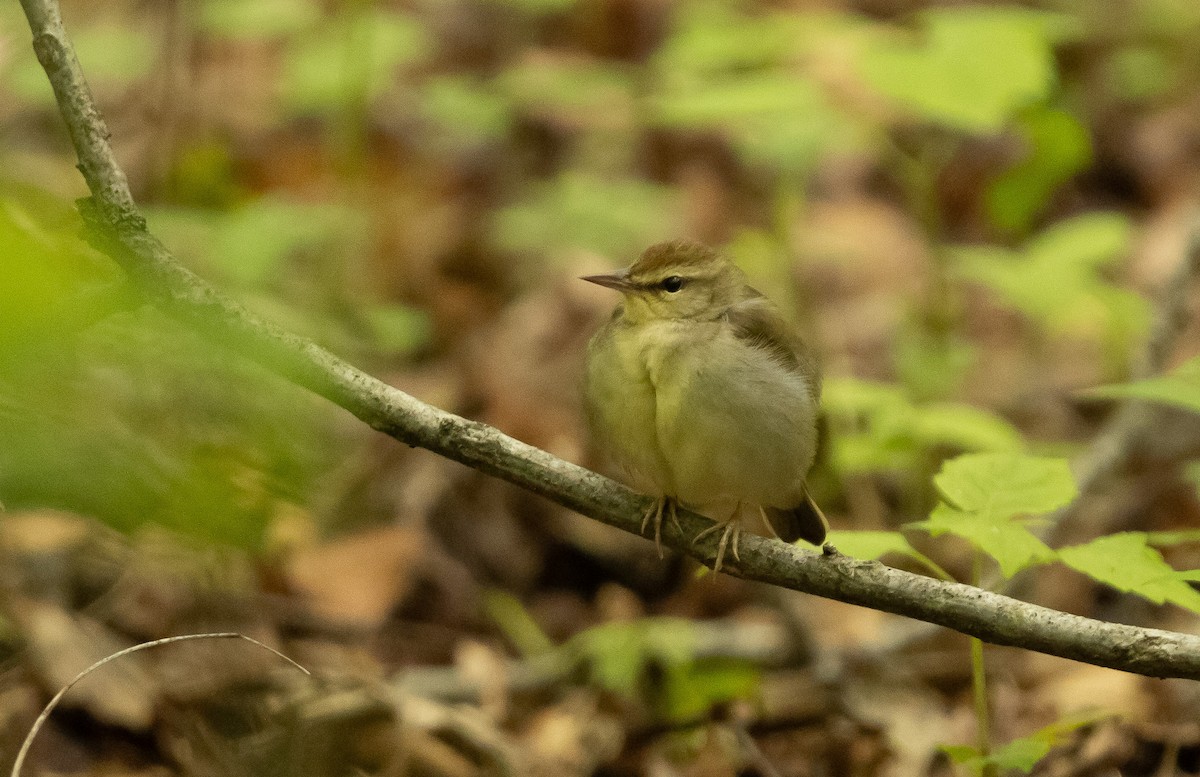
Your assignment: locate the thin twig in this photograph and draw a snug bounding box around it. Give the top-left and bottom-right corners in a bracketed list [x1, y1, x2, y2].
[11, 632, 309, 777]
[18, 0, 1200, 682]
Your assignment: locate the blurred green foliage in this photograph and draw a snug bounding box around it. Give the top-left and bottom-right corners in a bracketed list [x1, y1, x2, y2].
[955, 213, 1148, 370]
[6, 23, 157, 105]
[1, 0, 1193, 587]
[568, 617, 761, 722]
[823, 377, 1024, 477]
[282, 7, 430, 114]
[486, 592, 762, 721]
[985, 106, 1092, 236]
[5, 3, 1200, 768]
[858, 7, 1067, 133]
[944, 712, 1110, 776]
[1085, 355, 1200, 415]
[494, 171, 679, 258]
[650, 5, 871, 174]
[199, 0, 322, 39]
[0, 187, 352, 548]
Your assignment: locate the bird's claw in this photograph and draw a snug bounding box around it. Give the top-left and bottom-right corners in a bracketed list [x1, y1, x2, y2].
[693, 517, 741, 574]
[640, 497, 678, 558]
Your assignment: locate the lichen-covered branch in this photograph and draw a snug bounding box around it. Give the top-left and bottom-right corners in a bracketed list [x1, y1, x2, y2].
[19, 0, 1200, 681]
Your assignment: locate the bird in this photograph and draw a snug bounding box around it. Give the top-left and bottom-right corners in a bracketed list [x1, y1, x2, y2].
[582, 240, 827, 572]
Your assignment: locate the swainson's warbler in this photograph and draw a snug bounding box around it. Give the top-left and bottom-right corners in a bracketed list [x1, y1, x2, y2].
[583, 240, 827, 572]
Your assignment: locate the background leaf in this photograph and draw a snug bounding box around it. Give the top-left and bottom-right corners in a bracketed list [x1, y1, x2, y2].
[858, 8, 1058, 132]
[1084, 355, 1200, 414]
[1058, 533, 1200, 613]
[932, 452, 1077, 518]
[911, 504, 1055, 578]
[985, 106, 1093, 235]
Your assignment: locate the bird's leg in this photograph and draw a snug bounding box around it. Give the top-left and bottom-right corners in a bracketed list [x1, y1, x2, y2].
[640, 496, 677, 558]
[693, 503, 743, 574]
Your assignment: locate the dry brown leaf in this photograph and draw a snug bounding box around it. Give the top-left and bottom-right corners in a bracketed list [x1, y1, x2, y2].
[287, 525, 425, 628]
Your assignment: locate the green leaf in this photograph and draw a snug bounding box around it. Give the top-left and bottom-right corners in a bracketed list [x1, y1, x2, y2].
[826, 530, 950, 579]
[955, 212, 1142, 344]
[651, 70, 868, 174]
[944, 711, 1109, 774]
[283, 9, 430, 112]
[945, 737, 1053, 774]
[858, 8, 1057, 132]
[418, 76, 513, 152]
[823, 379, 1027, 477]
[660, 658, 760, 722]
[1058, 533, 1200, 612]
[933, 452, 1077, 518]
[1104, 45, 1176, 103]
[1084, 356, 1200, 415]
[912, 403, 1024, 453]
[654, 71, 822, 126]
[570, 618, 695, 696]
[1146, 528, 1200, 547]
[941, 744, 980, 765]
[986, 106, 1092, 235]
[1026, 212, 1133, 270]
[822, 377, 909, 416]
[499, 56, 634, 122]
[648, 6, 872, 173]
[0, 189, 118, 348]
[825, 530, 918, 562]
[987, 736, 1056, 772]
[364, 305, 431, 356]
[493, 171, 678, 257]
[912, 504, 1055, 578]
[823, 378, 920, 474]
[654, 5, 805, 76]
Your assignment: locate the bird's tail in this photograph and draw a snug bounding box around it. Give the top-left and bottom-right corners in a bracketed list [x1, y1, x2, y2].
[764, 488, 828, 546]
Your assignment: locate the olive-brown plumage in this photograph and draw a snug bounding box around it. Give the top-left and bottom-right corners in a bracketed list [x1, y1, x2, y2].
[582, 240, 826, 571]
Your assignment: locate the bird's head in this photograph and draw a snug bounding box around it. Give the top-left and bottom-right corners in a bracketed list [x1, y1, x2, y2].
[581, 241, 745, 323]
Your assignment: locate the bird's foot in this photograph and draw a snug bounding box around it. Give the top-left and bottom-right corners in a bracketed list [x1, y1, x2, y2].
[640, 496, 679, 558]
[693, 514, 742, 574]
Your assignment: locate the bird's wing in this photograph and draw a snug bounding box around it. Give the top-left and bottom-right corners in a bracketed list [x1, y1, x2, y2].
[725, 289, 822, 399]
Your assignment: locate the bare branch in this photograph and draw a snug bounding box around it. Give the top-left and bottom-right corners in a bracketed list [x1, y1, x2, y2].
[17, 0, 1200, 682]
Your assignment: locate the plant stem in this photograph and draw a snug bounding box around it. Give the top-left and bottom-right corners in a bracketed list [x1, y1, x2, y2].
[970, 636, 992, 776]
[971, 552, 995, 777]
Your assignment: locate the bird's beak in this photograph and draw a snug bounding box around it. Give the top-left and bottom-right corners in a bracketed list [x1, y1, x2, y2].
[580, 270, 635, 292]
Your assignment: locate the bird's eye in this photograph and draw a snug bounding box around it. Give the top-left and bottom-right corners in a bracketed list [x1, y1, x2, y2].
[661, 276, 684, 293]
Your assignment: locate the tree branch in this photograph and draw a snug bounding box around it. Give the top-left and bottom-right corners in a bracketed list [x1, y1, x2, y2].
[19, 0, 1200, 681]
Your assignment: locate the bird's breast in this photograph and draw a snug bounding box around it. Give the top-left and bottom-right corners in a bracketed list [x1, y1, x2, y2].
[584, 319, 681, 494]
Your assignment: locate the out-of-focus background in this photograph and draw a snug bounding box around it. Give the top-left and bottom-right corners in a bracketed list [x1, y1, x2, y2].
[3, 0, 1200, 774]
